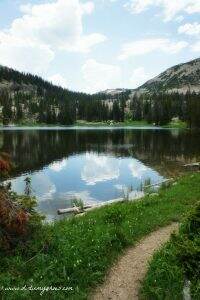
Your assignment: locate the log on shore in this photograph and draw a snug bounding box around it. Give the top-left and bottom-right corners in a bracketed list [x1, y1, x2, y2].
[58, 205, 92, 215]
[183, 162, 200, 168]
[57, 199, 125, 215]
[57, 178, 173, 216]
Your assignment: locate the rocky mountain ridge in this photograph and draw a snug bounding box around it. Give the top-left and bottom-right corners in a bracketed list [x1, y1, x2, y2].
[101, 57, 200, 97]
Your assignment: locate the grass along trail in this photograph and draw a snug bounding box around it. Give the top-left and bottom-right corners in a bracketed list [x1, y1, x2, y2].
[0, 173, 199, 299]
[90, 223, 178, 300]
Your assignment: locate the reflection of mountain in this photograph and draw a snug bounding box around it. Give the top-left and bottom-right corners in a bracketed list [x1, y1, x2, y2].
[0, 129, 200, 178]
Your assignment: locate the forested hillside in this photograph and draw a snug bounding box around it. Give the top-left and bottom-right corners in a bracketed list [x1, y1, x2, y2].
[129, 92, 200, 127]
[0, 59, 200, 128]
[0, 66, 108, 125]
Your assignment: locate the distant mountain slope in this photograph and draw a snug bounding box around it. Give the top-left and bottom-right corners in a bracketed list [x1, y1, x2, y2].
[101, 58, 200, 97]
[136, 58, 200, 95]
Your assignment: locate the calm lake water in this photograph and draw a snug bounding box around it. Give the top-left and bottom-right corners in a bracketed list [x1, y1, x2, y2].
[0, 127, 200, 221]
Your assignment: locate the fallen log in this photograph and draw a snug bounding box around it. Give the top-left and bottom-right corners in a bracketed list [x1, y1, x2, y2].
[57, 196, 144, 216]
[57, 179, 173, 216]
[57, 199, 125, 215]
[58, 205, 92, 215]
[183, 162, 200, 167]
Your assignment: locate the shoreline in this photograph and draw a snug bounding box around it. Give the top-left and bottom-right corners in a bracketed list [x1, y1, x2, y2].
[0, 124, 189, 130]
[0, 119, 188, 130]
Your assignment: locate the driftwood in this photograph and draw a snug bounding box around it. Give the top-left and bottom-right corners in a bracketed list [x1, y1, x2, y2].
[183, 162, 200, 168]
[58, 194, 147, 216]
[57, 178, 173, 216]
[57, 198, 127, 215]
[58, 205, 92, 215]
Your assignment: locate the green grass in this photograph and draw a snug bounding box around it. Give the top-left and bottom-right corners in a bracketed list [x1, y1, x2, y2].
[162, 120, 187, 129]
[0, 173, 200, 299]
[0, 119, 188, 129]
[140, 201, 200, 300]
[75, 120, 154, 127]
[0, 120, 153, 128]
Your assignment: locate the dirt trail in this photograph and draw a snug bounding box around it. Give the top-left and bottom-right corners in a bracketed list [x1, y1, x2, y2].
[91, 223, 178, 300]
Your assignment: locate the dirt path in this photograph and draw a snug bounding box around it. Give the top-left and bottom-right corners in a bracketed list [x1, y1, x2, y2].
[91, 223, 178, 300]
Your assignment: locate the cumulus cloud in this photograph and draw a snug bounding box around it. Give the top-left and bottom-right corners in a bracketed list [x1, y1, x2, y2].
[124, 0, 200, 22]
[178, 22, 200, 36]
[12, 0, 96, 49]
[48, 74, 68, 88]
[81, 153, 120, 185]
[81, 59, 122, 93]
[129, 160, 149, 179]
[118, 38, 188, 60]
[129, 67, 152, 88]
[0, 0, 106, 73]
[0, 32, 54, 73]
[175, 15, 184, 23]
[65, 33, 107, 53]
[186, 2, 200, 14]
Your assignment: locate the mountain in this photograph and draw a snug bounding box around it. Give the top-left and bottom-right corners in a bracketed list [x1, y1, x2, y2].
[101, 58, 200, 97]
[100, 89, 132, 96]
[0, 65, 107, 125]
[0, 57, 199, 127]
[99, 58, 200, 128]
[136, 58, 200, 95]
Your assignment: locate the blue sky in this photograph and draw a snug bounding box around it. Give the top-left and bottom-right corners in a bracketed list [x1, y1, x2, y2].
[0, 0, 199, 93]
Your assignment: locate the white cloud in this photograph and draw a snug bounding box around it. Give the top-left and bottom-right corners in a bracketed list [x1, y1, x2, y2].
[129, 67, 152, 88]
[81, 59, 122, 93]
[191, 40, 200, 52]
[0, 0, 106, 74]
[118, 38, 188, 60]
[124, 0, 200, 22]
[49, 159, 68, 172]
[129, 160, 149, 179]
[178, 22, 200, 36]
[186, 2, 200, 14]
[12, 0, 96, 49]
[0, 33, 54, 73]
[81, 153, 120, 185]
[65, 33, 107, 53]
[175, 15, 184, 23]
[48, 74, 68, 88]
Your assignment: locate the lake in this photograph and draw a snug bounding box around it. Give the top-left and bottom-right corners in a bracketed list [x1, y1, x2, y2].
[0, 127, 200, 221]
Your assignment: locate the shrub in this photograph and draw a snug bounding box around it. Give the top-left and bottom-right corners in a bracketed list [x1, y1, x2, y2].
[0, 156, 44, 251]
[0, 152, 12, 177]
